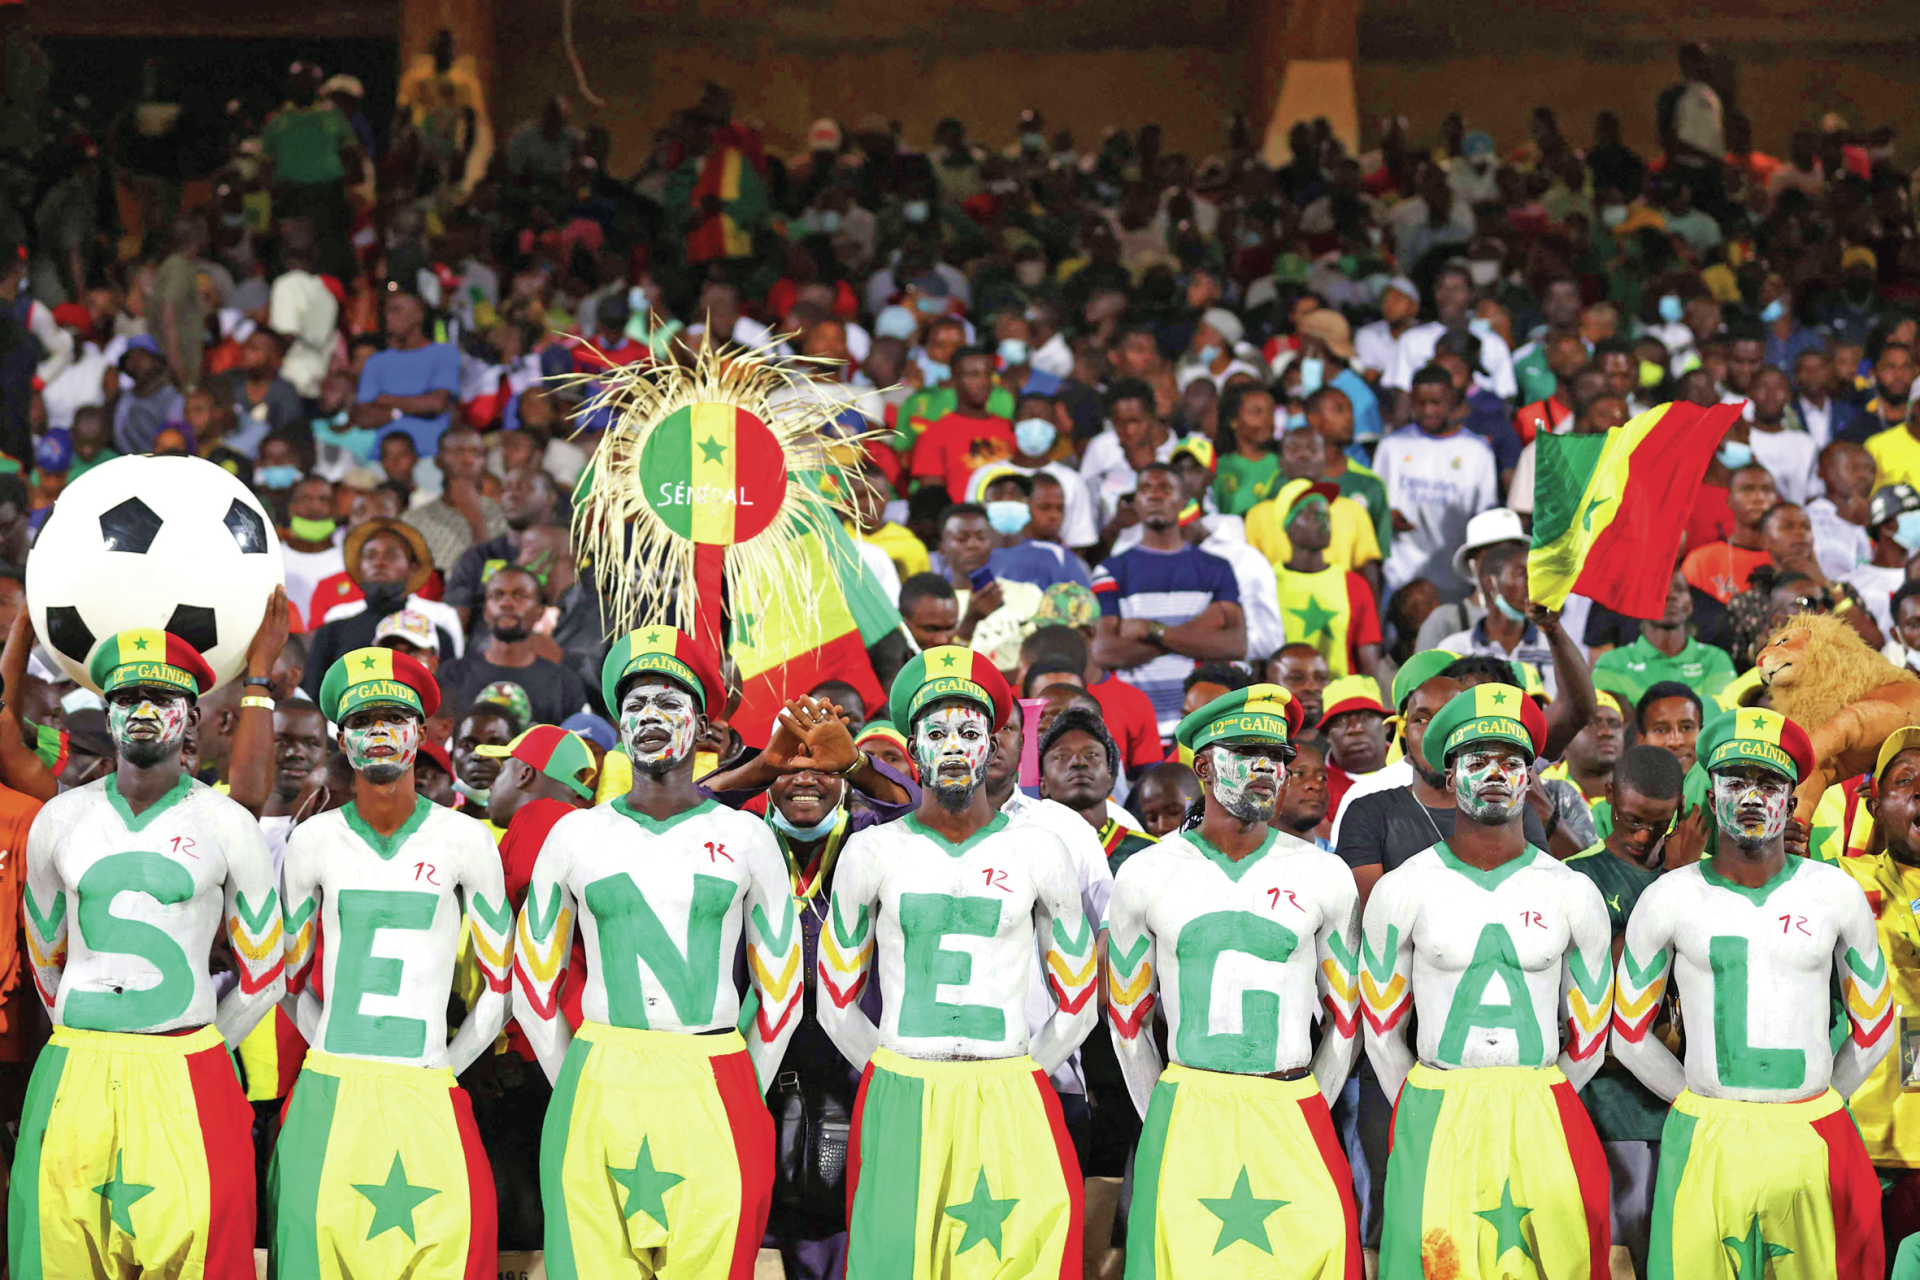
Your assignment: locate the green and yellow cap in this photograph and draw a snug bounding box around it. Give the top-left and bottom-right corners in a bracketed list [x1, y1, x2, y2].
[888, 645, 1012, 730]
[474, 725, 598, 800]
[1697, 707, 1814, 783]
[318, 647, 440, 723]
[600, 627, 724, 716]
[88, 629, 217, 698]
[1425, 683, 1546, 764]
[854, 719, 909, 754]
[1174, 683, 1303, 754]
[1391, 648, 1459, 711]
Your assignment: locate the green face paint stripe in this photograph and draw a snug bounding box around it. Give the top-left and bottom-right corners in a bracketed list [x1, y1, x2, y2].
[898, 892, 1005, 1041]
[1845, 944, 1888, 987]
[849, 1063, 924, 1271]
[1647, 1106, 1699, 1280]
[1380, 1080, 1444, 1280]
[68, 852, 197, 1031]
[233, 888, 279, 935]
[538, 1037, 592, 1280]
[1187, 828, 1279, 882]
[7, 1042, 67, 1280]
[586, 872, 737, 1028]
[1568, 949, 1611, 1004]
[525, 883, 564, 943]
[1174, 911, 1300, 1073]
[1436, 923, 1545, 1065]
[903, 811, 1010, 856]
[831, 899, 871, 950]
[22, 888, 64, 943]
[468, 891, 511, 938]
[342, 795, 433, 860]
[1109, 932, 1151, 976]
[751, 901, 796, 955]
[267, 1067, 340, 1280]
[610, 795, 720, 834]
[1699, 856, 1798, 908]
[1622, 945, 1670, 988]
[103, 774, 195, 833]
[1434, 840, 1541, 891]
[1122, 1078, 1178, 1279]
[1052, 914, 1093, 955]
[1707, 935, 1805, 1089]
[1361, 924, 1400, 984]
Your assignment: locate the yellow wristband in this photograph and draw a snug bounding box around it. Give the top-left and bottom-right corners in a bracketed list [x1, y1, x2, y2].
[240, 696, 274, 711]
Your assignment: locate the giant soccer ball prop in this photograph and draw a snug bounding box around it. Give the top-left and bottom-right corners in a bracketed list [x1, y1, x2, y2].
[28, 455, 285, 693]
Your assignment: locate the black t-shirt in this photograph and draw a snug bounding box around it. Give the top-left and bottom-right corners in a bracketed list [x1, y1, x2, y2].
[1335, 786, 1550, 873]
[436, 654, 590, 726]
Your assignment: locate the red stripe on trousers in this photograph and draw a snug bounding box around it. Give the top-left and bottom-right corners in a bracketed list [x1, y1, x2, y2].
[1298, 1092, 1363, 1280]
[274, 1010, 309, 1099]
[185, 1040, 257, 1280]
[713, 1048, 776, 1280]
[1812, 1108, 1885, 1280]
[451, 1085, 498, 1280]
[1550, 1080, 1612, 1280]
[1031, 1070, 1085, 1280]
[846, 1063, 876, 1228]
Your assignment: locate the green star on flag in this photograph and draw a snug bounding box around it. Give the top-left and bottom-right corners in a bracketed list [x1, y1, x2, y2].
[92, 1152, 154, 1235]
[1474, 1179, 1533, 1262]
[1199, 1167, 1288, 1255]
[940, 651, 958, 667]
[360, 654, 377, 669]
[646, 630, 662, 644]
[1490, 688, 1508, 704]
[1286, 595, 1338, 640]
[698, 435, 728, 464]
[353, 1153, 440, 1242]
[1750, 713, 1771, 731]
[132, 636, 149, 650]
[610, 1138, 685, 1229]
[1722, 1213, 1792, 1276]
[945, 1169, 1018, 1256]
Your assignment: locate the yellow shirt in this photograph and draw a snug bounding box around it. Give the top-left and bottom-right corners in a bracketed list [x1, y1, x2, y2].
[855, 521, 932, 581]
[1246, 494, 1382, 574]
[1867, 424, 1920, 493]
[1837, 852, 1920, 1165]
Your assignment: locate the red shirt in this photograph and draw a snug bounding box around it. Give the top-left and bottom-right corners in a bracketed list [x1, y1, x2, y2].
[304, 568, 446, 632]
[909, 411, 1015, 502]
[1092, 674, 1167, 769]
[1513, 396, 1570, 446]
[499, 797, 588, 1057]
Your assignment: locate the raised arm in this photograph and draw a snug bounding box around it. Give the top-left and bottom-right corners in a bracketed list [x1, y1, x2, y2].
[1534, 605, 1598, 762]
[1104, 872, 1163, 1119]
[1360, 876, 1416, 1103]
[1029, 842, 1098, 1075]
[1610, 885, 1684, 1102]
[817, 842, 882, 1070]
[22, 810, 67, 1016]
[1557, 878, 1614, 1091]
[449, 829, 512, 1076]
[1833, 886, 1894, 1098]
[512, 844, 581, 1084]
[740, 838, 805, 1089]
[217, 816, 286, 1046]
[1311, 873, 1363, 1104]
[224, 588, 291, 817]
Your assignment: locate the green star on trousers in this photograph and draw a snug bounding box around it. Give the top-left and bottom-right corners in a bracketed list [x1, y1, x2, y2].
[92, 1152, 154, 1235]
[1474, 1179, 1533, 1262]
[945, 1169, 1018, 1256]
[611, 1138, 685, 1229]
[353, 1153, 440, 1242]
[1199, 1167, 1288, 1254]
[1722, 1213, 1792, 1276]
[1287, 594, 1339, 641]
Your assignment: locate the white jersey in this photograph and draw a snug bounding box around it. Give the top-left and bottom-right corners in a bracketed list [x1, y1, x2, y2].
[1371, 425, 1499, 599]
[819, 811, 1097, 1073]
[1611, 856, 1891, 1105]
[24, 776, 284, 1046]
[1360, 843, 1612, 1103]
[511, 797, 802, 1088]
[1106, 828, 1360, 1117]
[282, 797, 509, 1073]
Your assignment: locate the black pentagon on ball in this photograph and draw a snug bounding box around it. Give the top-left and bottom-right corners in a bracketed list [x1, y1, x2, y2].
[223, 498, 269, 554]
[45, 606, 96, 665]
[165, 604, 218, 655]
[98, 497, 163, 554]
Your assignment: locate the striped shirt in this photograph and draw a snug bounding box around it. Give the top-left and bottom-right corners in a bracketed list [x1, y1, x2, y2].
[1092, 544, 1241, 735]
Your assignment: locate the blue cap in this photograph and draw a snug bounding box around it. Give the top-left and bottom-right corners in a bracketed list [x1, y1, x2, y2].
[874, 305, 918, 340]
[118, 334, 162, 367]
[34, 428, 71, 473]
[560, 711, 618, 751]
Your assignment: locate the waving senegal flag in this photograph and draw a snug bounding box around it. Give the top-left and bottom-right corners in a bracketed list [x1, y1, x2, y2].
[1528, 402, 1742, 618]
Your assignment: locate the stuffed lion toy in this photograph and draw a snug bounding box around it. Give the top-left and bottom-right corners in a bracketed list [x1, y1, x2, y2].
[1757, 612, 1920, 820]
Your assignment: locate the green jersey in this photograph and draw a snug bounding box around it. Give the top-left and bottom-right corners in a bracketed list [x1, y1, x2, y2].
[1593, 635, 1736, 704]
[1565, 841, 1668, 1141]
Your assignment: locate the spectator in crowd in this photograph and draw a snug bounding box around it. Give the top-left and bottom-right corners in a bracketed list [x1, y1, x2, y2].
[1268, 643, 1332, 728]
[912, 347, 1014, 501]
[1845, 483, 1920, 638]
[267, 224, 339, 400]
[1271, 734, 1331, 847]
[1129, 760, 1201, 839]
[1594, 569, 1736, 703]
[106, 336, 183, 455]
[1384, 263, 1517, 400]
[1374, 364, 1499, 600]
[1433, 540, 1557, 695]
[1318, 673, 1390, 817]
[1861, 344, 1919, 463]
[1212, 381, 1282, 516]
[437, 565, 589, 726]
[1681, 463, 1779, 603]
[1084, 378, 1175, 527]
[302, 516, 457, 700]
[1271, 481, 1381, 678]
[259, 62, 360, 279]
[352, 287, 460, 456]
[1807, 441, 1876, 578]
[934, 503, 1042, 670]
[150, 214, 210, 390]
[228, 331, 304, 458]
[971, 468, 1090, 591]
[410, 426, 509, 572]
[1792, 348, 1860, 450]
[1740, 367, 1820, 506]
[445, 465, 558, 631]
[1635, 680, 1705, 772]
[897, 571, 958, 653]
[1549, 690, 1627, 805]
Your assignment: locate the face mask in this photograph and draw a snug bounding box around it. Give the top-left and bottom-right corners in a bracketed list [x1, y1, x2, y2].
[108, 692, 192, 768]
[1015, 261, 1047, 287]
[626, 285, 649, 314]
[1298, 357, 1325, 395]
[919, 357, 950, 386]
[1452, 748, 1529, 823]
[1239, 226, 1264, 249]
[1600, 204, 1628, 228]
[769, 802, 843, 841]
[1894, 510, 1920, 554]
[289, 515, 337, 542]
[1716, 440, 1753, 470]
[1286, 412, 1309, 432]
[1015, 416, 1057, 457]
[1020, 131, 1046, 151]
[1492, 593, 1530, 623]
[1336, 253, 1358, 278]
[916, 294, 946, 316]
[1467, 260, 1500, 287]
[1760, 298, 1786, 324]
[903, 200, 930, 224]
[341, 716, 422, 784]
[913, 705, 993, 809]
[1712, 772, 1791, 849]
[1658, 294, 1684, 324]
[1639, 359, 1665, 389]
[817, 209, 842, 234]
[1208, 745, 1282, 823]
[997, 338, 1029, 366]
[61, 686, 105, 715]
[985, 500, 1030, 536]
[1195, 345, 1221, 366]
[621, 679, 699, 775]
[453, 778, 491, 807]
[258, 464, 302, 489]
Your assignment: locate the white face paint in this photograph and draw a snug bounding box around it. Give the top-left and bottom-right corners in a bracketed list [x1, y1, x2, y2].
[1712, 767, 1792, 849]
[621, 677, 699, 775]
[340, 707, 423, 783]
[107, 688, 192, 768]
[912, 703, 993, 808]
[1206, 743, 1285, 823]
[1451, 743, 1530, 824]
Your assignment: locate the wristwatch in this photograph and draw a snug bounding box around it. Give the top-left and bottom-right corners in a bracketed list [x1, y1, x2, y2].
[1146, 621, 1169, 647]
[834, 748, 869, 778]
[243, 676, 274, 689]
